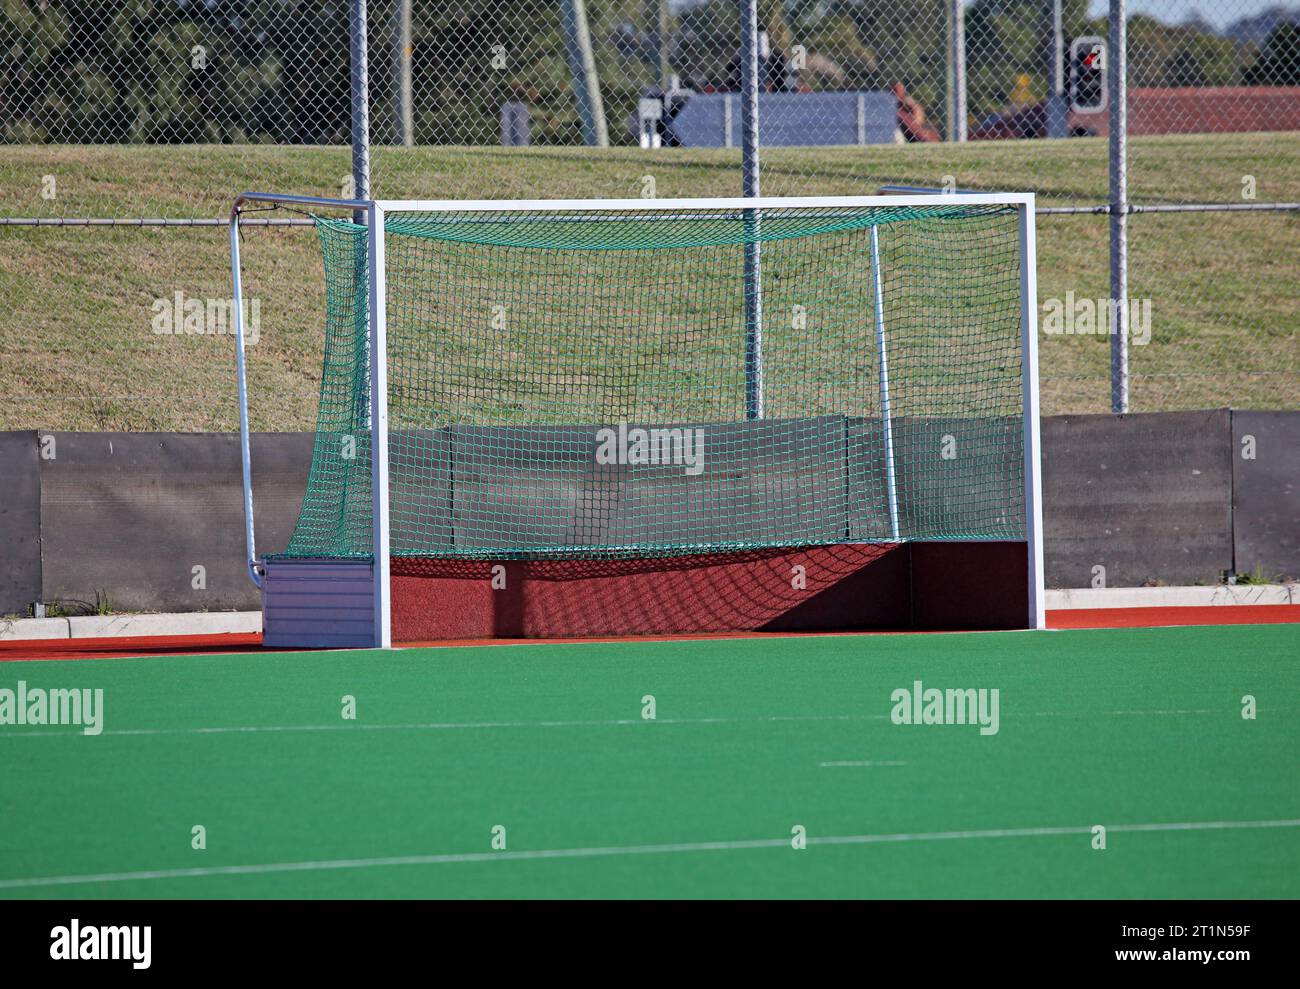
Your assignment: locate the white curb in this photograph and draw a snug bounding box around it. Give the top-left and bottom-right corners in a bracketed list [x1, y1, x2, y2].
[0, 617, 71, 641]
[1, 612, 262, 642]
[1046, 585, 1297, 610]
[68, 612, 263, 639]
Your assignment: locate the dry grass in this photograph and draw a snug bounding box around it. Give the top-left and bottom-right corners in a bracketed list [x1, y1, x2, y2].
[0, 134, 1295, 430]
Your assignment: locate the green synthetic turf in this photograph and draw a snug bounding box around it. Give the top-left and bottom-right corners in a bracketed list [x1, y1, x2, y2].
[1, 624, 1296, 899]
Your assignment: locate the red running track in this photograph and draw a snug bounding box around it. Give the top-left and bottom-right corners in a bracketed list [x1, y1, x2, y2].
[0, 633, 264, 662]
[1047, 604, 1300, 629]
[1, 604, 1296, 661]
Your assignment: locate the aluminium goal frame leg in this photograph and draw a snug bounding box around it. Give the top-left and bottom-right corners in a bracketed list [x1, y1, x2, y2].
[869, 224, 902, 543]
[1019, 201, 1046, 630]
[366, 203, 393, 649]
[230, 191, 391, 648]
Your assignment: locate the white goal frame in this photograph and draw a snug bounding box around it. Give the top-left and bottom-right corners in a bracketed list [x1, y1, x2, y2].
[231, 192, 1044, 649]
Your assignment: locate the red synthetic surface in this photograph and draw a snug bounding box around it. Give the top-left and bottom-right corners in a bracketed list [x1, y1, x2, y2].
[390, 541, 1029, 640]
[392, 543, 909, 640]
[0, 632, 263, 662]
[1047, 604, 1300, 629]
[1, 604, 1296, 661]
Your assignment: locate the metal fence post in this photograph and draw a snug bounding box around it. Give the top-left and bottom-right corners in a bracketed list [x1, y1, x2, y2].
[393, 0, 413, 147]
[1046, 0, 1067, 138]
[649, 0, 671, 90]
[948, 0, 967, 142]
[741, 0, 763, 419]
[351, 0, 371, 201]
[1109, 0, 1128, 413]
[561, 0, 609, 148]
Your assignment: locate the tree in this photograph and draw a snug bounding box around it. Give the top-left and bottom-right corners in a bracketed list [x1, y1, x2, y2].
[1244, 23, 1300, 85]
[1166, 48, 1209, 87]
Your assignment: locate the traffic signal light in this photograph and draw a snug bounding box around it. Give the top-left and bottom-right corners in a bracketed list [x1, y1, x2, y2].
[1070, 37, 1107, 113]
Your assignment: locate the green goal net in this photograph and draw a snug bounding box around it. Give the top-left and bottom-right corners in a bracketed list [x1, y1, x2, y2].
[279, 202, 1027, 561]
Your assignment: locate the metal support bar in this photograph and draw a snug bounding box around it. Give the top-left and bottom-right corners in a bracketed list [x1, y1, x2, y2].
[1037, 202, 1300, 215]
[228, 192, 372, 592]
[0, 217, 316, 227]
[869, 226, 901, 542]
[742, 222, 763, 419]
[228, 209, 262, 589]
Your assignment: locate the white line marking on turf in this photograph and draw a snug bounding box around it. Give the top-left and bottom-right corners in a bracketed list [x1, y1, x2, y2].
[1, 818, 1296, 890]
[1032, 709, 1216, 717]
[0, 707, 1243, 740]
[819, 760, 909, 767]
[0, 713, 883, 739]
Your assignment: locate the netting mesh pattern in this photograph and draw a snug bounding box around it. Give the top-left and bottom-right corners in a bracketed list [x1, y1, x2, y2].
[280, 203, 1026, 561]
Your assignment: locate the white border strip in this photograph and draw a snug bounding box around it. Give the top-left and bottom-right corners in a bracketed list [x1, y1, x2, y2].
[1, 612, 263, 642]
[1047, 584, 1298, 609]
[1, 817, 1294, 890]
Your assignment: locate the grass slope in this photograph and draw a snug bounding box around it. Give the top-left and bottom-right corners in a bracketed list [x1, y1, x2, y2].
[0, 134, 1296, 429]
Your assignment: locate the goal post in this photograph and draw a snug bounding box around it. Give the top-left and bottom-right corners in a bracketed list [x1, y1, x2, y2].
[232, 192, 1043, 649]
[366, 201, 393, 650]
[1018, 200, 1046, 631]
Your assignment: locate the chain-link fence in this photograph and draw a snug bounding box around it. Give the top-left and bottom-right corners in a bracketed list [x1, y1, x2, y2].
[1, 0, 1296, 430]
